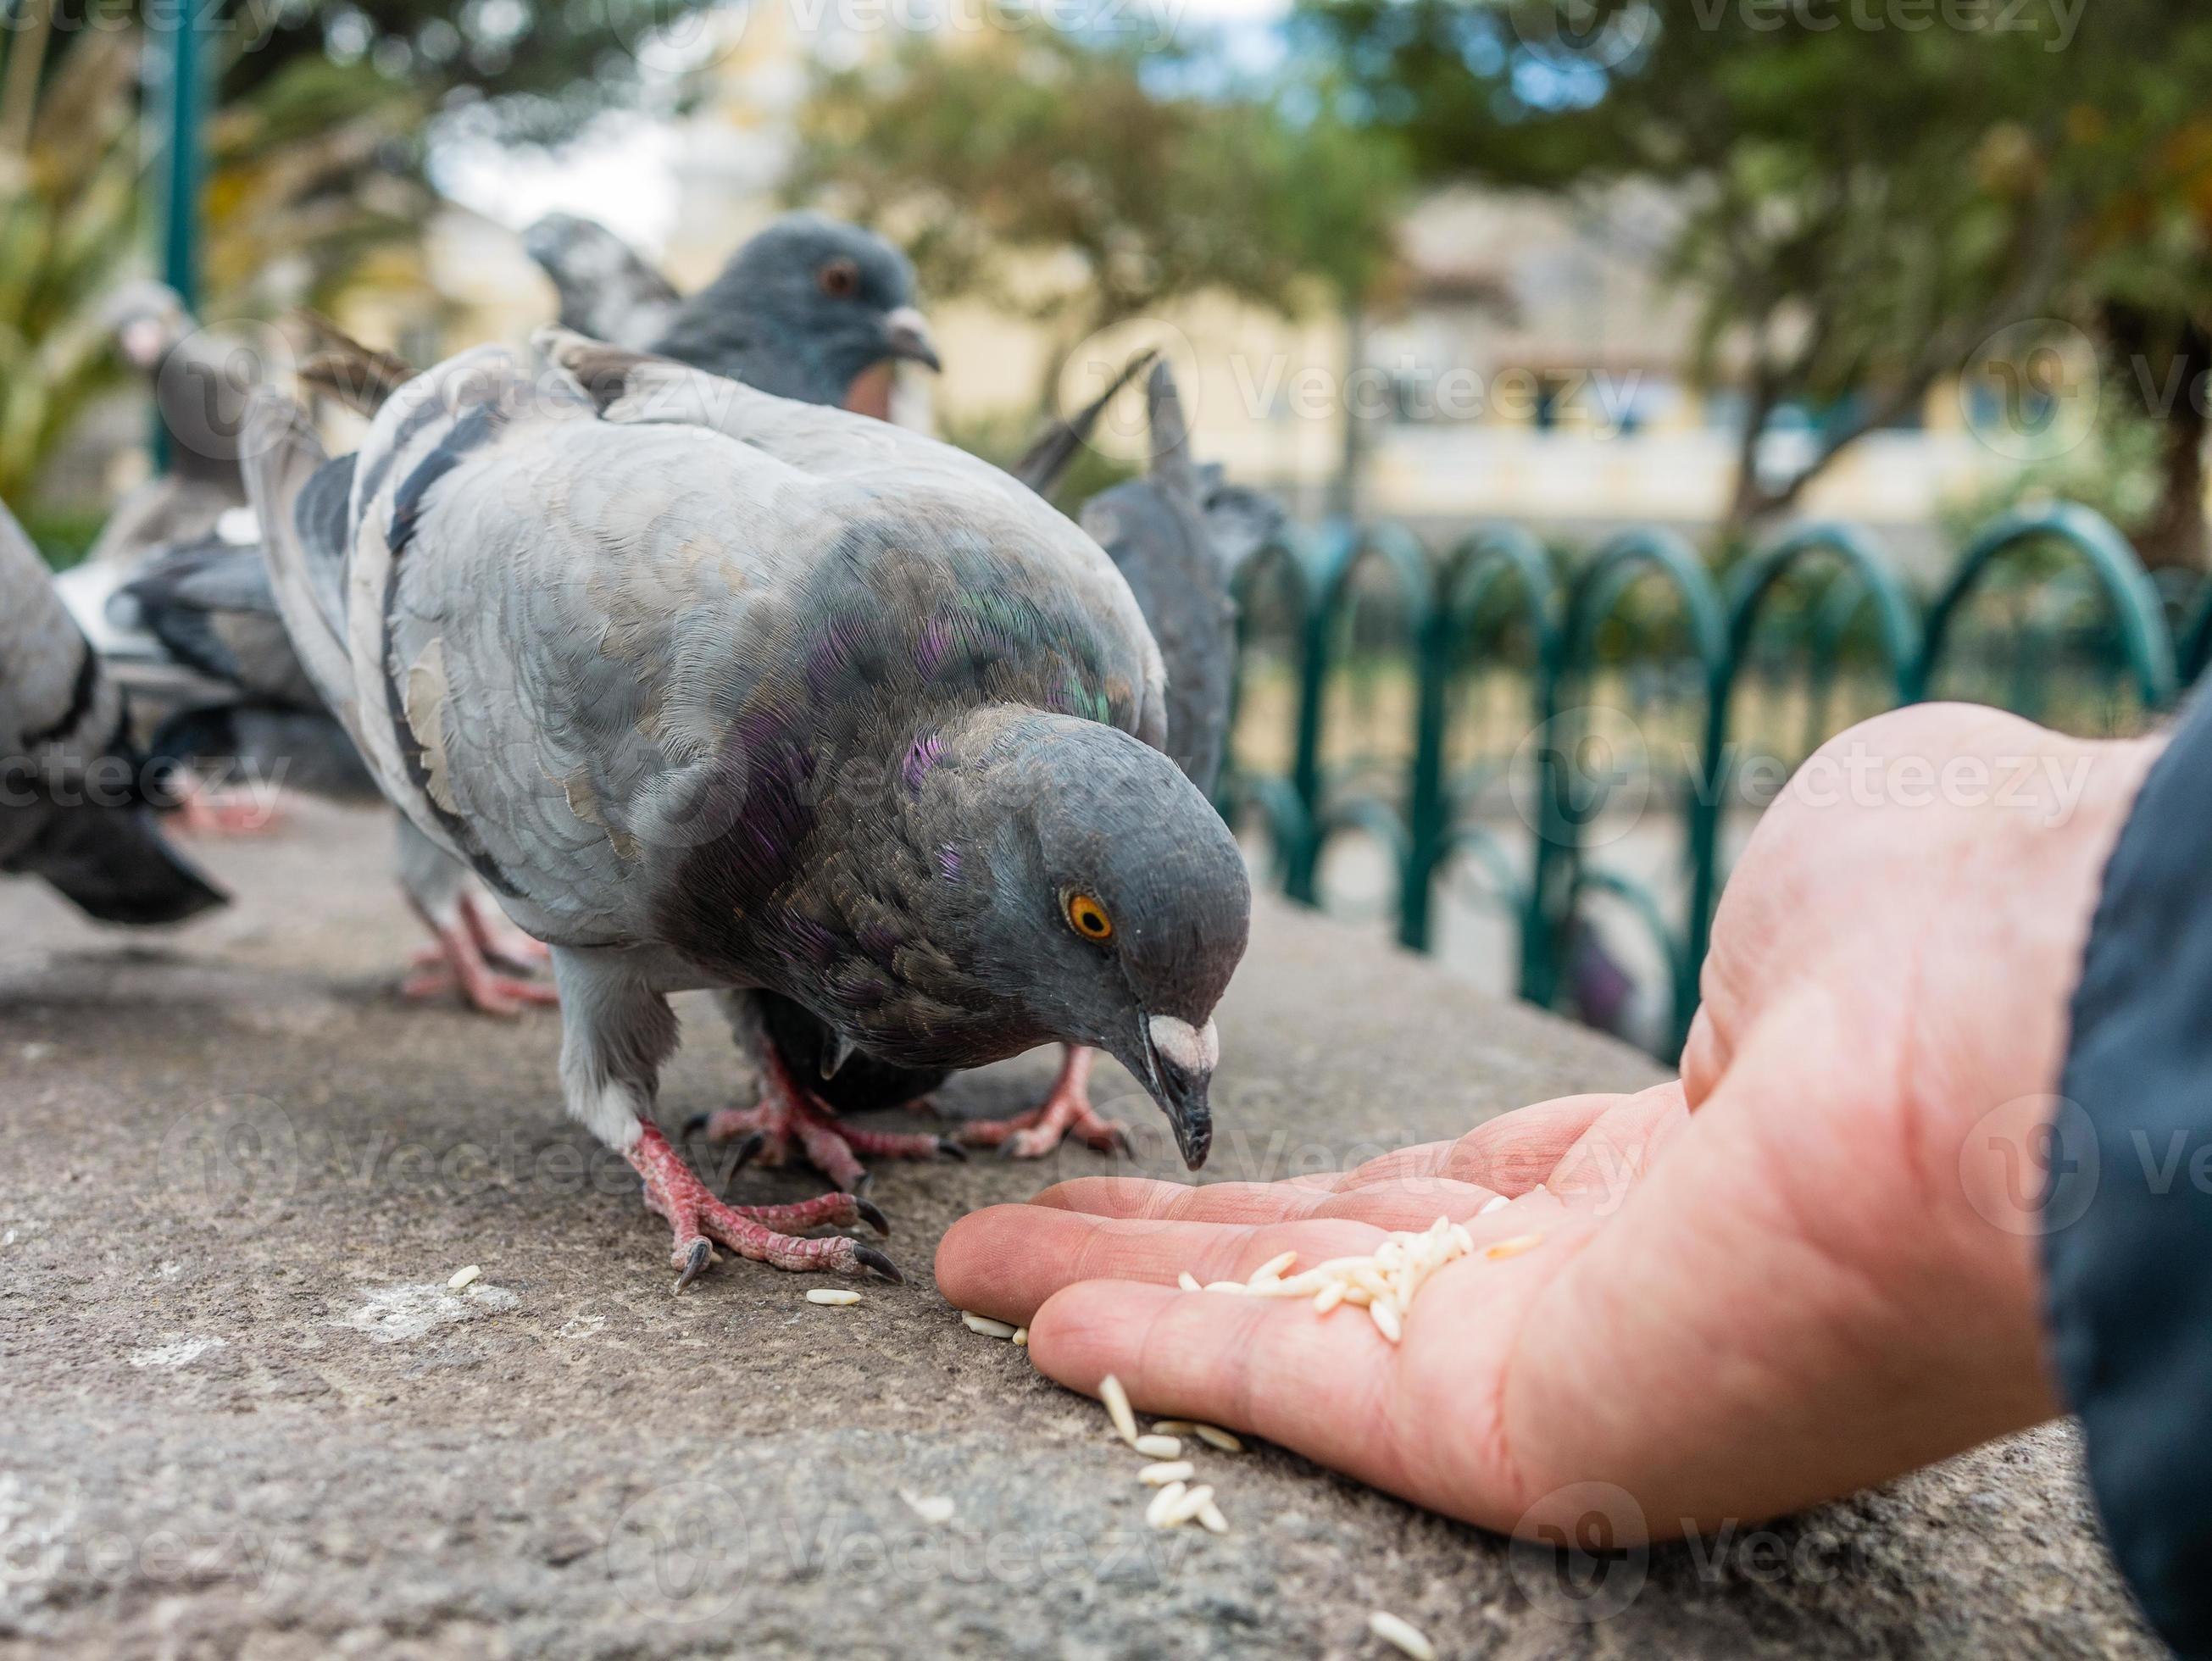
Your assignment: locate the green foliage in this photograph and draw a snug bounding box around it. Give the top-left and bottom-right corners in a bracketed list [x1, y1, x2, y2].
[1295, 0, 2212, 529]
[0, 25, 143, 505]
[792, 29, 1407, 393]
[2, 0, 727, 506]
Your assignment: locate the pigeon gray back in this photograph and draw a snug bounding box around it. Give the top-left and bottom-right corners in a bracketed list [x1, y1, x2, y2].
[0, 499, 225, 924]
[1076, 361, 1240, 797]
[522, 214, 683, 350]
[647, 212, 939, 408]
[246, 335, 1248, 1170]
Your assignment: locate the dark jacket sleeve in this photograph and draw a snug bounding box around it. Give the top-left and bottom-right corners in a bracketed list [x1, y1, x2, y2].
[2046, 690, 2212, 1658]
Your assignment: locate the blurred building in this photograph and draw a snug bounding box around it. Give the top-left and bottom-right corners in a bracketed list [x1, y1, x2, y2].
[417, 21, 2026, 566]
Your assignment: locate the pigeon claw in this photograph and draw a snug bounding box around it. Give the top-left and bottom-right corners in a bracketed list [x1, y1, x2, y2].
[675, 1238, 714, 1293]
[958, 1046, 1128, 1161]
[854, 1196, 891, 1236]
[629, 1122, 892, 1286]
[855, 1245, 904, 1284]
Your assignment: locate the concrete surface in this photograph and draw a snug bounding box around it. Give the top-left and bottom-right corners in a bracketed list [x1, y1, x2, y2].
[0, 800, 2157, 1658]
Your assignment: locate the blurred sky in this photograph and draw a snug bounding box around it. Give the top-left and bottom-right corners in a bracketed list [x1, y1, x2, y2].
[432, 0, 1293, 250]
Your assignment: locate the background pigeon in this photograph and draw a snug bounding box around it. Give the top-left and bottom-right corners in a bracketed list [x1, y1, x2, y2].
[243, 335, 1250, 1285]
[84, 283, 258, 569]
[523, 213, 683, 349]
[525, 209, 942, 418]
[0, 497, 225, 925]
[645, 211, 941, 418]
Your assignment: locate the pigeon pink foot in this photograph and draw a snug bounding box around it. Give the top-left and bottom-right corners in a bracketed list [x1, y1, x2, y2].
[956, 1047, 1130, 1158]
[628, 1122, 898, 1290]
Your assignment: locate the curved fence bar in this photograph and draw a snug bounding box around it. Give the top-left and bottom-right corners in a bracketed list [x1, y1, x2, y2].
[1910, 503, 2176, 710]
[1221, 499, 2185, 1059]
[2184, 584, 2212, 691]
[1536, 530, 1727, 1038]
[1401, 525, 1559, 953]
[1284, 520, 1432, 904]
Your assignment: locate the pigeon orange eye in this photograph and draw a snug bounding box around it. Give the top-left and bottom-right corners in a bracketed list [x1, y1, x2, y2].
[1064, 892, 1114, 942]
[820, 258, 861, 299]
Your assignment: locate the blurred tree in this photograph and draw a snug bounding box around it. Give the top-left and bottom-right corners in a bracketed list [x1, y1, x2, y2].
[1297, 0, 2212, 563]
[0, 26, 142, 508]
[790, 31, 1405, 413]
[1, 0, 723, 518]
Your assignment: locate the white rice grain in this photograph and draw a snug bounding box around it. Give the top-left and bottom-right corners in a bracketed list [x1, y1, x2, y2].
[1367, 1612, 1437, 1660]
[1131, 1433, 1182, 1459]
[1011, 1325, 1029, 1347]
[1100, 1373, 1139, 1445]
[898, 1489, 956, 1525]
[1172, 1213, 1499, 1346]
[1138, 1460, 1195, 1486]
[1197, 1497, 1231, 1535]
[447, 1264, 481, 1292]
[960, 1311, 1019, 1338]
[1191, 1423, 1242, 1453]
[1478, 1193, 1510, 1216]
[1144, 1480, 1187, 1528]
[1164, 1483, 1214, 1525]
[807, 1288, 862, 1306]
[1369, 1297, 1403, 1344]
[1177, 1272, 1203, 1292]
[1152, 1419, 1197, 1435]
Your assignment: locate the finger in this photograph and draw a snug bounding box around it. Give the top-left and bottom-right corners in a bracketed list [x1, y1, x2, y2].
[1029, 1173, 1505, 1230]
[1029, 1278, 1420, 1496]
[1337, 1093, 1633, 1194]
[1546, 1083, 1692, 1210]
[936, 1207, 1390, 1325]
[1681, 1004, 1728, 1108]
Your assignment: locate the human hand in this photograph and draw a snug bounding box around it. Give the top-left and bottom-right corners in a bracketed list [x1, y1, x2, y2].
[936, 704, 2160, 1538]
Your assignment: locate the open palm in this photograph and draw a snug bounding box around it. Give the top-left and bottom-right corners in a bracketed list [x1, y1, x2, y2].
[937, 705, 2159, 1537]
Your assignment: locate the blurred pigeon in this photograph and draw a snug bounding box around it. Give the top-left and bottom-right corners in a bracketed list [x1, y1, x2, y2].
[523, 213, 682, 350]
[242, 334, 1250, 1284]
[1080, 360, 1240, 796]
[84, 282, 258, 568]
[0, 497, 225, 925]
[647, 212, 941, 418]
[114, 508, 558, 1015]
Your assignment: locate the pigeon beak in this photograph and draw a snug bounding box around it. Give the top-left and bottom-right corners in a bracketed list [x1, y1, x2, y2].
[881, 306, 942, 373]
[119, 317, 170, 369]
[1135, 1014, 1219, 1171]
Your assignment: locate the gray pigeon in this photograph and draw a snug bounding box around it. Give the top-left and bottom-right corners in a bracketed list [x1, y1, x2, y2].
[243, 334, 1250, 1285]
[0, 498, 225, 925]
[704, 358, 1268, 1165]
[113, 492, 558, 1014]
[1079, 360, 1241, 797]
[850, 359, 1256, 1161]
[646, 212, 941, 414]
[85, 282, 258, 569]
[523, 214, 683, 350]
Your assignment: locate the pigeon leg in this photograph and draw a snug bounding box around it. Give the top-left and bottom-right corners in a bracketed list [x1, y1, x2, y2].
[165, 772, 281, 836]
[459, 889, 553, 975]
[956, 1046, 1130, 1158]
[694, 1042, 959, 1193]
[399, 900, 560, 1016]
[631, 1122, 898, 1287]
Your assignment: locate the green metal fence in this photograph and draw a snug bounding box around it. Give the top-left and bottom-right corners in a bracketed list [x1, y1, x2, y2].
[1220, 501, 2183, 1059]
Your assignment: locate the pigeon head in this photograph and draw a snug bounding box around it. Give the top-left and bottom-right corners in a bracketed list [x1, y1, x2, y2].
[653, 212, 939, 414]
[103, 281, 192, 372]
[927, 710, 1250, 1169]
